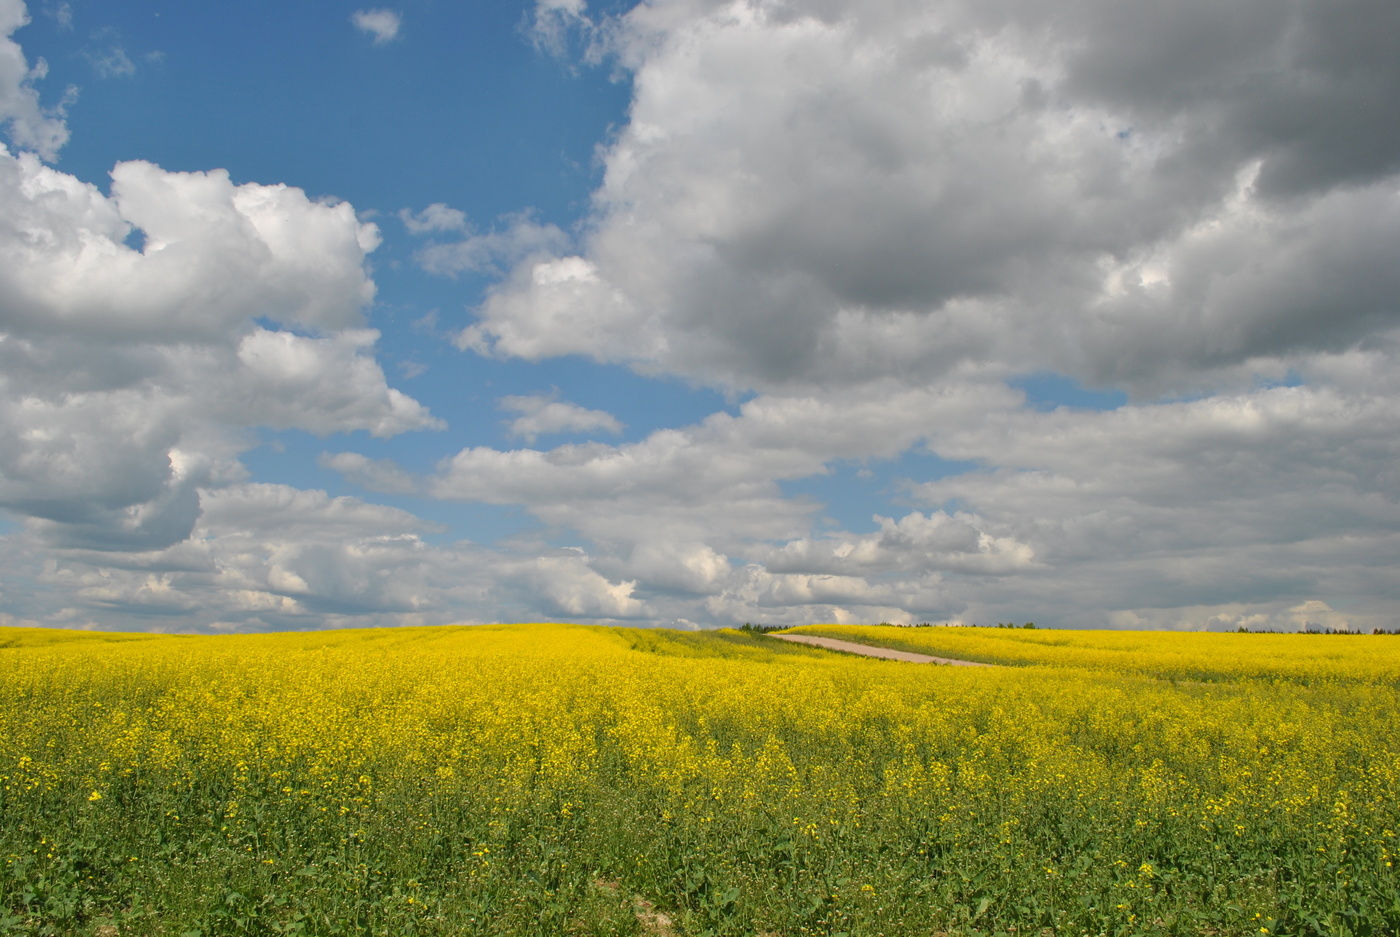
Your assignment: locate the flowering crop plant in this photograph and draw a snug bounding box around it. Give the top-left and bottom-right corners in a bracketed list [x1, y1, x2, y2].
[1, 623, 1397, 935]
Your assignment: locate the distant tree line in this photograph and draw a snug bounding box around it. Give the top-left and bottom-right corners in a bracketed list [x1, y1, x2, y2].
[743, 620, 1399, 634]
[1236, 626, 1400, 635]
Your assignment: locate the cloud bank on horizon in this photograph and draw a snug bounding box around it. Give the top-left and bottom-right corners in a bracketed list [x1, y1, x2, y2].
[1, 0, 1397, 633]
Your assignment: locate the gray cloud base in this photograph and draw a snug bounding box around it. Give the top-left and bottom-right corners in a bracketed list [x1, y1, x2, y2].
[469, 0, 1400, 397]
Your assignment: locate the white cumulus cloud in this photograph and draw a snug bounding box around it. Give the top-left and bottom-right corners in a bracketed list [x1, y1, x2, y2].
[7, 0, 1400, 633]
[465, 0, 1400, 398]
[0, 0, 70, 159]
[0, 141, 437, 553]
[423, 0, 1400, 630]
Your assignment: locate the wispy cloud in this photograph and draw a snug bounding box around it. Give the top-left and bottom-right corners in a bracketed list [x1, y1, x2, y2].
[417, 212, 570, 277]
[351, 9, 401, 45]
[499, 393, 624, 444]
[83, 27, 137, 78]
[399, 203, 467, 235]
[43, 2, 72, 31]
[86, 46, 133, 78]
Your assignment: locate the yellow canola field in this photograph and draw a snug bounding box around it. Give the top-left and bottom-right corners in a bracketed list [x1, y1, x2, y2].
[790, 623, 1400, 684]
[1, 623, 1397, 936]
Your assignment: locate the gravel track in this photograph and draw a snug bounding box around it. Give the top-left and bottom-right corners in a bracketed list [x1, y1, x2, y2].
[770, 634, 994, 667]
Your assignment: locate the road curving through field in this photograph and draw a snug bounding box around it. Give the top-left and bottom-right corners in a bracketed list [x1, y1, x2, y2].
[769, 633, 994, 666]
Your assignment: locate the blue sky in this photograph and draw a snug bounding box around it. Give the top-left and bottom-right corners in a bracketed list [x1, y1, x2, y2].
[2, 0, 1398, 632]
[31, 1, 630, 215]
[21, 0, 734, 540]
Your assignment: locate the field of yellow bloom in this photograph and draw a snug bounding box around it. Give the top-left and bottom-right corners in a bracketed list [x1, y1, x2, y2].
[1, 623, 1397, 936]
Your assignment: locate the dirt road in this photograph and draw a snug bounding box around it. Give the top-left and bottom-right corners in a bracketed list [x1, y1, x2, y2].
[769, 634, 994, 666]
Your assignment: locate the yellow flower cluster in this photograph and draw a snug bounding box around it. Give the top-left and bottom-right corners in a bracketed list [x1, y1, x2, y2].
[792, 623, 1400, 683]
[0, 622, 1396, 934]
